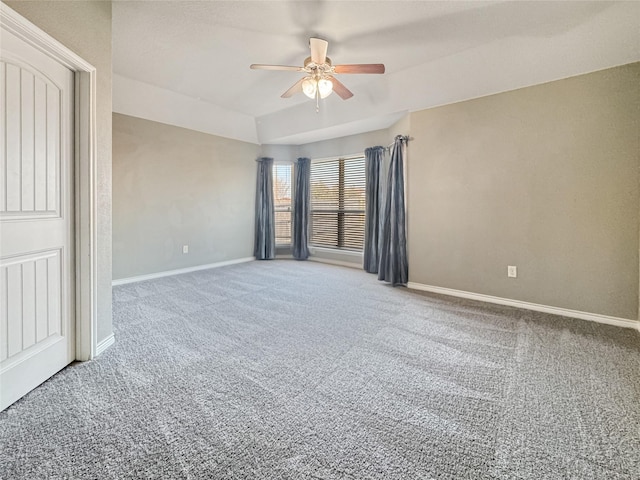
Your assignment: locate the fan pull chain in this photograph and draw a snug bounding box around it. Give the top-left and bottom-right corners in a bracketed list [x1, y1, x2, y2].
[316, 89, 320, 113]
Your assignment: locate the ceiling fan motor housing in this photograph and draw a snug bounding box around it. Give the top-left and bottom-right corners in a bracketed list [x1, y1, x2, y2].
[304, 56, 334, 77]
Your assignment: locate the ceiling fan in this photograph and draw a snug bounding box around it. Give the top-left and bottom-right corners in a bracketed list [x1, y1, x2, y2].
[250, 37, 385, 109]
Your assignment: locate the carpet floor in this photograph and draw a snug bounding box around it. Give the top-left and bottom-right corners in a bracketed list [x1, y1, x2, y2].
[1, 260, 639, 479]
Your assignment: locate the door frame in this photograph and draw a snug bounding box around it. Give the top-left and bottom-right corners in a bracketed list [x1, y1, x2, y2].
[1, 4, 98, 361]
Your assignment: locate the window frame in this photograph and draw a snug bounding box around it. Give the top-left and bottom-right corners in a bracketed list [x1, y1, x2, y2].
[309, 154, 366, 252]
[273, 161, 293, 246]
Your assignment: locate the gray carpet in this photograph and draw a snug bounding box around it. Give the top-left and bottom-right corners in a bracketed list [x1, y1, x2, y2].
[1, 260, 639, 479]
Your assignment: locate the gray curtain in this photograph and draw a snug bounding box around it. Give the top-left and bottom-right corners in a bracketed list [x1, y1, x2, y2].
[363, 146, 384, 273]
[378, 136, 408, 285]
[292, 157, 310, 260]
[254, 157, 275, 260]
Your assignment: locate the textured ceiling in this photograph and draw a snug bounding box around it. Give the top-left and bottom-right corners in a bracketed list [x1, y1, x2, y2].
[112, 1, 640, 145]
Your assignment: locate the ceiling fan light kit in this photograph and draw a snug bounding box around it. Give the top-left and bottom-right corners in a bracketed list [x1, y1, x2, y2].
[250, 37, 385, 111]
[302, 76, 333, 99]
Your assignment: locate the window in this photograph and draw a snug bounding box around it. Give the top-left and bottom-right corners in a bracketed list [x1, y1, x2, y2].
[273, 163, 292, 245]
[310, 156, 366, 251]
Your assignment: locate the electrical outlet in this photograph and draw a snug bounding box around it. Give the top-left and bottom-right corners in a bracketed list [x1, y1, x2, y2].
[182, 245, 189, 254]
[507, 265, 517, 278]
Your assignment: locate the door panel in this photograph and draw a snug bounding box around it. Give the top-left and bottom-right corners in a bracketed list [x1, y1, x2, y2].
[2, 59, 61, 219]
[1, 250, 62, 359]
[0, 27, 74, 411]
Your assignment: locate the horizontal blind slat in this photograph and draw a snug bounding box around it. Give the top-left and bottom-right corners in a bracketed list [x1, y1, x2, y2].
[274, 163, 292, 245]
[310, 156, 365, 250]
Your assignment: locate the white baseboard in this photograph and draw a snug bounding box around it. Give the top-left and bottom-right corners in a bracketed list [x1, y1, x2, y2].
[112, 257, 255, 286]
[95, 333, 115, 356]
[407, 282, 639, 331]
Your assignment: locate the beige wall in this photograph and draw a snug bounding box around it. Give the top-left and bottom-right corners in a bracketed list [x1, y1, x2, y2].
[408, 63, 640, 320]
[6, 1, 114, 342]
[112, 114, 260, 280]
[260, 144, 298, 164]
[388, 115, 411, 145]
[298, 128, 389, 160]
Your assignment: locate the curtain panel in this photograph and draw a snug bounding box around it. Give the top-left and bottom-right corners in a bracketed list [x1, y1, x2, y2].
[378, 136, 408, 285]
[363, 146, 384, 273]
[254, 157, 276, 260]
[292, 157, 311, 260]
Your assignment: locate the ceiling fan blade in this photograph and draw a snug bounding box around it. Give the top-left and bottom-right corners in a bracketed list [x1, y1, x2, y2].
[328, 76, 353, 100]
[334, 64, 385, 74]
[250, 64, 304, 72]
[309, 37, 328, 64]
[281, 78, 305, 98]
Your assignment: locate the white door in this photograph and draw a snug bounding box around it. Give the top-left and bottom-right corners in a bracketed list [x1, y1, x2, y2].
[0, 26, 75, 410]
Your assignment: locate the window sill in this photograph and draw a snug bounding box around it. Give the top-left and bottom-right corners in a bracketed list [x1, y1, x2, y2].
[309, 247, 363, 268]
[308, 246, 362, 270]
[309, 246, 363, 258]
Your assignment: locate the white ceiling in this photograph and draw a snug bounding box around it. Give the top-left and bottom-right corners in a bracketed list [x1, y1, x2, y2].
[112, 1, 640, 145]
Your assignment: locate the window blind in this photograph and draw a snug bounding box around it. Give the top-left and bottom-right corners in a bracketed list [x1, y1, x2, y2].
[310, 156, 365, 251]
[273, 163, 292, 245]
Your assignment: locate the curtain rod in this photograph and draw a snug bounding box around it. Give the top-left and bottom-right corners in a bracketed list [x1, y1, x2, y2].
[384, 135, 412, 151]
[312, 135, 413, 160]
[258, 135, 412, 161]
[311, 153, 365, 163]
